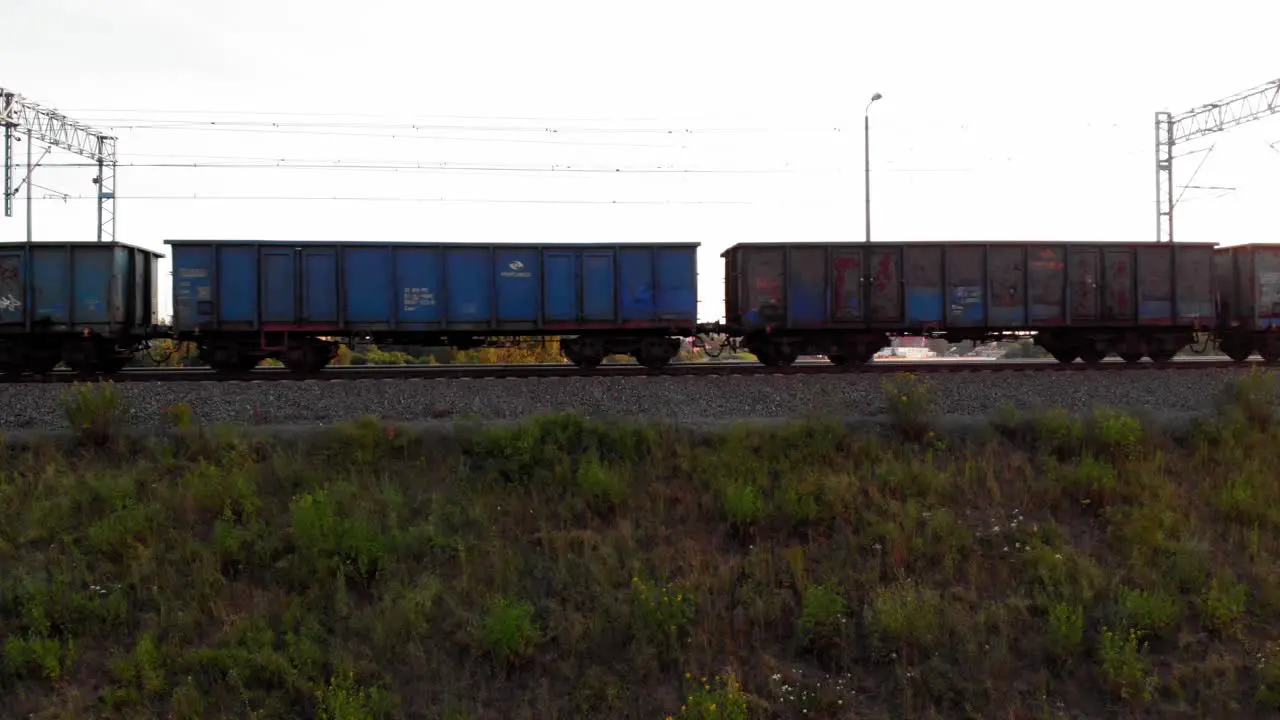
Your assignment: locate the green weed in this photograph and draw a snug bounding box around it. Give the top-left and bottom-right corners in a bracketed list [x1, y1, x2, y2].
[576, 453, 627, 510]
[3, 632, 71, 680]
[62, 381, 128, 447]
[316, 670, 395, 720]
[478, 596, 540, 665]
[1046, 602, 1084, 659]
[1096, 625, 1154, 702]
[673, 671, 750, 720]
[290, 486, 391, 583]
[162, 402, 196, 430]
[1034, 408, 1085, 457]
[1114, 586, 1180, 637]
[798, 583, 849, 650]
[720, 481, 766, 528]
[1088, 408, 1144, 461]
[866, 579, 944, 654]
[1201, 574, 1248, 637]
[882, 373, 933, 440]
[1215, 367, 1277, 430]
[631, 576, 696, 653]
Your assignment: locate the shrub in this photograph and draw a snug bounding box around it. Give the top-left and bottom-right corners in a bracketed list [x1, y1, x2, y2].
[316, 670, 394, 720]
[798, 583, 848, 649]
[673, 671, 750, 720]
[576, 454, 627, 510]
[1096, 625, 1153, 701]
[478, 597, 540, 665]
[631, 577, 696, 652]
[3, 632, 71, 680]
[161, 402, 195, 431]
[882, 373, 933, 440]
[62, 381, 128, 446]
[1201, 575, 1248, 637]
[1114, 586, 1180, 637]
[866, 579, 944, 653]
[720, 481, 766, 528]
[1046, 602, 1085, 658]
[1034, 409, 1085, 457]
[1088, 408, 1144, 461]
[1215, 368, 1276, 429]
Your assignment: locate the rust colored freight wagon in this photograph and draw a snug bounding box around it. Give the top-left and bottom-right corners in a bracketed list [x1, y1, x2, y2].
[720, 241, 1216, 365]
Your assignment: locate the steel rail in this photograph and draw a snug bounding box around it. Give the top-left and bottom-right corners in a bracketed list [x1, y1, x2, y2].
[0, 356, 1261, 384]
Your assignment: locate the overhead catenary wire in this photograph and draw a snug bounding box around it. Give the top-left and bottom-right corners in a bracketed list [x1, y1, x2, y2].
[19, 195, 753, 205]
[30, 160, 831, 174]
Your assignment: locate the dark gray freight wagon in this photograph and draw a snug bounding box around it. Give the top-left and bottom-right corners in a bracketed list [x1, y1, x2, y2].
[0, 241, 165, 376]
[721, 241, 1216, 365]
[1213, 242, 1280, 361]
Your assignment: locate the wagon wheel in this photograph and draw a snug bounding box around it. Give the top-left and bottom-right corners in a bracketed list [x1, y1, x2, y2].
[25, 354, 59, 376]
[211, 356, 258, 374]
[98, 356, 132, 376]
[62, 342, 100, 377]
[1077, 347, 1106, 364]
[634, 338, 677, 370]
[0, 363, 24, 381]
[1219, 339, 1252, 363]
[1050, 350, 1077, 364]
[1118, 351, 1144, 364]
[562, 338, 604, 369]
[1148, 348, 1177, 364]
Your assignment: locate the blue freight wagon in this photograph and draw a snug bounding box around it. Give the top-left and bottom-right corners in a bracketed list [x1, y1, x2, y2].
[721, 240, 1215, 365]
[0, 241, 164, 376]
[165, 240, 700, 372]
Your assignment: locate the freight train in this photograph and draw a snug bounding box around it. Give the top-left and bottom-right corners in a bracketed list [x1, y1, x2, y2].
[0, 237, 1277, 377]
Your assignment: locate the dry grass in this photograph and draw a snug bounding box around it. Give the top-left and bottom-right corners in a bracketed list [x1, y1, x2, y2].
[1, 372, 1279, 718]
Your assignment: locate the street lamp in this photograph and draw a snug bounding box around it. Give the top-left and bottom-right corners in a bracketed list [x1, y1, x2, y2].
[864, 92, 882, 244]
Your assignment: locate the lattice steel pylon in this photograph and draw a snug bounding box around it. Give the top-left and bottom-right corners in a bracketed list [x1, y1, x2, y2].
[1156, 78, 1280, 243]
[1, 87, 117, 242]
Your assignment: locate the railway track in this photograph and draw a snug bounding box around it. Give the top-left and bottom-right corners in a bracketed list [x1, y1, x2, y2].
[0, 355, 1262, 384]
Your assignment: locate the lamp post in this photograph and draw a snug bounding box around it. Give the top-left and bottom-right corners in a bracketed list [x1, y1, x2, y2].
[864, 92, 882, 243]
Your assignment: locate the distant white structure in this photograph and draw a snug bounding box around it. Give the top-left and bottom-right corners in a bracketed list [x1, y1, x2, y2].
[875, 336, 936, 359]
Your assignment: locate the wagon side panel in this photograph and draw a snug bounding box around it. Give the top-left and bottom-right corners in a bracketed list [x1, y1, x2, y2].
[653, 245, 698, 328]
[1174, 244, 1215, 328]
[988, 245, 1027, 328]
[903, 245, 943, 328]
[787, 245, 827, 328]
[944, 245, 984, 327]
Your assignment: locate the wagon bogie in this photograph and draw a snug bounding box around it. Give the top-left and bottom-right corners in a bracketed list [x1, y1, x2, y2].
[560, 333, 681, 369]
[1034, 329, 1191, 364]
[740, 331, 888, 367]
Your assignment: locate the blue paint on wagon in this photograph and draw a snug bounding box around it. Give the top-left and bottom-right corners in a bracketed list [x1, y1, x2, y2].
[0, 241, 163, 335]
[164, 240, 700, 334]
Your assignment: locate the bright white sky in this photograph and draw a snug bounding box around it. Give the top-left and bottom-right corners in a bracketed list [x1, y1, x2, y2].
[3, 0, 1279, 321]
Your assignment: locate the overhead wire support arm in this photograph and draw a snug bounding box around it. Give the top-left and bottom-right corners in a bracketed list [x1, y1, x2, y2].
[1155, 77, 1280, 243]
[1, 87, 117, 241]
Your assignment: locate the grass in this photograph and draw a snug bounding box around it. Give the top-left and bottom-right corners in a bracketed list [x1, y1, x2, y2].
[1, 373, 1279, 718]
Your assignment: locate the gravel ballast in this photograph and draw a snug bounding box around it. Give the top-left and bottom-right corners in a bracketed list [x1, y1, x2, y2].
[0, 367, 1266, 431]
